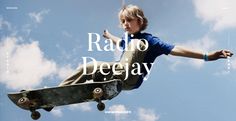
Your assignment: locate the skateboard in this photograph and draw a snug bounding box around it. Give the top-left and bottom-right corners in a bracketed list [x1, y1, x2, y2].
[8, 79, 122, 120]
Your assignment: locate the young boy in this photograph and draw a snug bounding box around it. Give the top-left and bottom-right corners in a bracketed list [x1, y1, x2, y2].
[59, 4, 233, 90]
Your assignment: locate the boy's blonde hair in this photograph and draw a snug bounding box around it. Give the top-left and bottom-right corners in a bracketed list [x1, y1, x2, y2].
[119, 5, 148, 31]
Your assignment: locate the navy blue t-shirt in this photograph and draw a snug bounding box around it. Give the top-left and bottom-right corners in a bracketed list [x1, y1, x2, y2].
[120, 32, 175, 89]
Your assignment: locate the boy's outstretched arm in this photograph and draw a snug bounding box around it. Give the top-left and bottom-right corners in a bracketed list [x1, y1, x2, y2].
[103, 30, 122, 45]
[170, 45, 233, 61]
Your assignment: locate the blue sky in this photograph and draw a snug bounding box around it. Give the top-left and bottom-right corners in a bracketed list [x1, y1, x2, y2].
[1, 0, 236, 121]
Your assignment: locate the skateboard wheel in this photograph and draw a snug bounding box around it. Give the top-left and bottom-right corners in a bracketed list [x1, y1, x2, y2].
[97, 102, 105, 111]
[17, 97, 30, 106]
[93, 88, 103, 99]
[31, 111, 41, 120]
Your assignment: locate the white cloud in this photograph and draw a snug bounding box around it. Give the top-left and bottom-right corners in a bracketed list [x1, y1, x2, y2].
[168, 59, 183, 71]
[0, 35, 78, 90]
[182, 36, 216, 53]
[0, 36, 57, 90]
[51, 108, 63, 117]
[21, 24, 32, 36]
[29, 9, 50, 23]
[21, 9, 49, 36]
[57, 64, 74, 80]
[137, 108, 160, 121]
[108, 104, 130, 121]
[193, 0, 236, 31]
[68, 103, 92, 112]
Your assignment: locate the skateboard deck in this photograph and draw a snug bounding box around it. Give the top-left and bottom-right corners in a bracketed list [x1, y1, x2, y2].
[8, 79, 122, 120]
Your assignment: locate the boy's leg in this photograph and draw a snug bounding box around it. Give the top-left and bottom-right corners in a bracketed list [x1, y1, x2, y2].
[58, 61, 116, 86]
[120, 39, 147, 90]
[59, 39, 147, 89]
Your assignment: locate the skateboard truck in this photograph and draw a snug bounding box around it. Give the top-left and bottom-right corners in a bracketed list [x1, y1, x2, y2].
[17, 97, 41, 120]
[93, 87, 105, 111]
[17, 90, 42, 120]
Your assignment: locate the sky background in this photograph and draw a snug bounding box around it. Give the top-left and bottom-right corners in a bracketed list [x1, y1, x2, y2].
[1, 0, 236, 121]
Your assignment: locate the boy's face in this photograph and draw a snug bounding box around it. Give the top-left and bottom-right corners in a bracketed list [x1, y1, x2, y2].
[120, 17, 141, 34]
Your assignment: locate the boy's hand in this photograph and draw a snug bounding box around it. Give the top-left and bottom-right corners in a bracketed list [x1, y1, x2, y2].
[103, 29, 111, 39]
[102, 29, 121, 45]
[208, 50, 233, 61]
